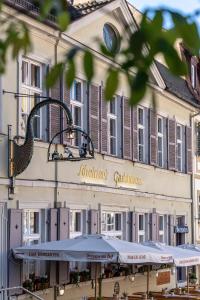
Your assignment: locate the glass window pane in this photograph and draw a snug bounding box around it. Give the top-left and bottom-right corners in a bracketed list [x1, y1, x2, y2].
[110, 119, 116, 137]
[177, 126, 181, 140]
[115, 213, 121, 231]
[138, 128, 143, 144]
[158, 136, 162, 151]
[158, 152, 162, 167]
[70, 212, 73, 232]
[158, 118, 162, 133]
[138, 108, 144, 125]
[75, 82, 82, 102]
[30, 212, 40, 234]
[74, 106, 81, 127]
[110, 98, 116, 114]
[31, 64, 40, 88]
[139, 235, 144, 243]
[139, 215, 144, 230]
[32, 94, 40, 138]
[23, 211, 29, 235]
[159, 216, 164, 231]
[22, 61, 28, 84]
[139, 145, 144, 162]
[110, 137, 116, 155]
[75, 212, 81, 232]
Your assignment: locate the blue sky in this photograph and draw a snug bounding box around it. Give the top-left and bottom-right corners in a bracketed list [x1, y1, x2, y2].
[129, 0, 200, 28]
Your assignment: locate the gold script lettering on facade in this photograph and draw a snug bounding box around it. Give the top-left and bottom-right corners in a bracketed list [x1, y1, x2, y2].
[78, 164, 108, 181]
[114, 171, 143, 187]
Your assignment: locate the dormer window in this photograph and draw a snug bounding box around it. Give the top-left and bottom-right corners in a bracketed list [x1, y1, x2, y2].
[191, 64, 196, 89]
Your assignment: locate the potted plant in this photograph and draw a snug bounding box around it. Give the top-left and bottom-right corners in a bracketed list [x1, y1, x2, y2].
[170, 289, 175, 296]
[40, 275, 49, 289]
[149, 291, 154, 300]
[121, 291, 128, 300]
[23, 279, 34, 292]
[189, 273, 197, 284]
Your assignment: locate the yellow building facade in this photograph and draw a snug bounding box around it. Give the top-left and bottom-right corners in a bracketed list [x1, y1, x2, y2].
[0, 0, 199, 299]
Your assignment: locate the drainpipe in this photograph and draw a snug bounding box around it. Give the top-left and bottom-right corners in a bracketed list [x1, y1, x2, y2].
[190, 111, 200, 244]
[0, 75, 2, 133]
[53, 31, 61, 300]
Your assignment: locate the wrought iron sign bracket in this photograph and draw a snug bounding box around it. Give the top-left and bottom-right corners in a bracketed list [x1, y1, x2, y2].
[8, 96, 94, 185]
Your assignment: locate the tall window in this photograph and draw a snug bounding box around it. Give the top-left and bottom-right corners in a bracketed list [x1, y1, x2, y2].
[70, 80, 83, 146]
[191, 64, 196, 88]
[70, 210, 82, 238]
[159, 215, 164, 243]
[138, 107, 145, 162]
[138, 214, 145, 243]
[177, 125, 182, 172]
[157, 117, 163, 167]
[23, 210, 41, 279]
[101, 212, 122, 238]
[21, 58, 43, 139]
[108, 97, 117, 155]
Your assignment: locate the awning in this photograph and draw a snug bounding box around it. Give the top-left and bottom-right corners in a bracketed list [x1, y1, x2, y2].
[14, 234, 173, 264]
[143, 241, 200, 267]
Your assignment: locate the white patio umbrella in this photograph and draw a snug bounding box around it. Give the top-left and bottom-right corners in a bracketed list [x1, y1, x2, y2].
[143, 241, 200, 267]
[178, 244, 200, 290]
[14, 235, 173, 299]
[179, 244, 200, 253]
[143, 241, 200, 294]
[14, 234, 173, 264]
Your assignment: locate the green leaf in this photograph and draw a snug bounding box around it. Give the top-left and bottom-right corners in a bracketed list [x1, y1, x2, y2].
[40, 0, 54, 19]
[105, 69, 119, 101]
[99, 43, 115, 58]
[151, 10, 163, 32]
[46, 63, 63, 88]
[65, 60, 75, 88]
[57, 11, 70, 32]
[172, 13, 200, 55]
[129, 71, 148, 105]
[156, 38, 187, 75]
[83, 51, 94, 82]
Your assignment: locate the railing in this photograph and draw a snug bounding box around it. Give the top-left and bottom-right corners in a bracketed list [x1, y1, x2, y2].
[0, 286, 44, 300]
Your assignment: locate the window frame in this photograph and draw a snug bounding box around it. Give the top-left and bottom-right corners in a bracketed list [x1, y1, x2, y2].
[107, 97, 117, 156]
[22, 209, 41, 280]
[176, 124, 183, 172]
[191, 64, 196, 89]
[137, 106, 145, 162]
[23, 209, 41, 244]
[159, 215, 165, 243]
[157, 116, 164, 167]
[70, 79, 84, 147]
[20, 57, 43, 139]
[138, 213, 145, 243]
[70, 209, 83, 238]
[101, 211, 122, 238]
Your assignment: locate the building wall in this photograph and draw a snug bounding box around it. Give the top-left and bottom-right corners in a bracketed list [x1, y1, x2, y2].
[0, 2, 197, 299]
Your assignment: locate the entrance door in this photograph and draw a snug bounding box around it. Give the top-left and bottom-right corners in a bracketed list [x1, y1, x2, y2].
[176, 217, 186, 283]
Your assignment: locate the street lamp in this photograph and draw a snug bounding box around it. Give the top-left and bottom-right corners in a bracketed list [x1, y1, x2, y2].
[8, 97, 94, 178]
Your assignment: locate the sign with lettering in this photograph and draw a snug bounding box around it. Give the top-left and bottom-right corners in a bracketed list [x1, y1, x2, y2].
[113, 171, 143, 188]
[156, 271, 170, 286]
[174, 226, 189, 234]
[78, 165, 108, 184]
[77, 164, 143, 189]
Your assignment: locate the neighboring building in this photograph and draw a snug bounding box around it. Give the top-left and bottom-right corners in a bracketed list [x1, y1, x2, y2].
[180, 44, 200, 246]
[0, 1, 199, 300]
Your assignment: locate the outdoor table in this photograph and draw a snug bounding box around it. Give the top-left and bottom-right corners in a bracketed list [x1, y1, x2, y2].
[151, 293, 200, 300]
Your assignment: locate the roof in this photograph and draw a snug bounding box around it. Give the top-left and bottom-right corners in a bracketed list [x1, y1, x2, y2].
[5, 0, 114, 23]
[73, 0, 114, 20]
[155, 61, 199, 107]
[5, 0, 199, 108]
